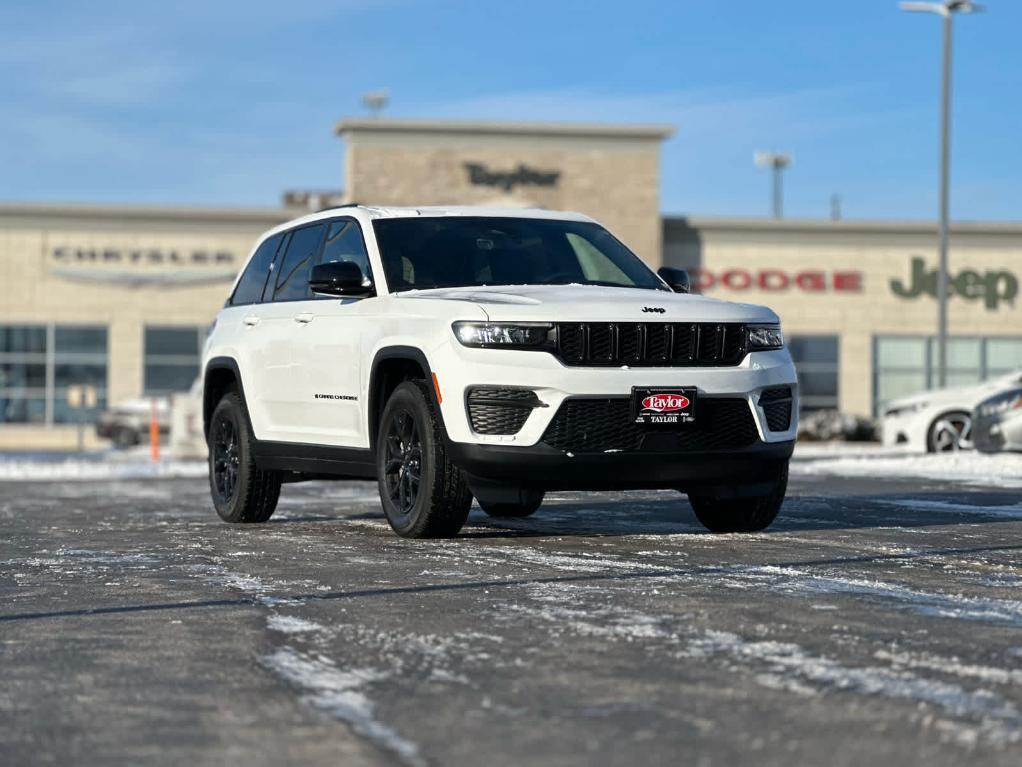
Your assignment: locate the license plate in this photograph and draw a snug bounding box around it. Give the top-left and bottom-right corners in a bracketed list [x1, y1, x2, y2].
[631, 387, 697, 428]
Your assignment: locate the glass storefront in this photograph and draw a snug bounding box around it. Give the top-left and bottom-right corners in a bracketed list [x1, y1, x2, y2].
[143, 326, 205, 395]
[873, 335, 1022, 414]
[788, 335, 839, 412]
[0, 324, 108, 424]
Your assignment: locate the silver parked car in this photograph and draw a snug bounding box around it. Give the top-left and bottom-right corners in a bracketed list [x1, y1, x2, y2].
[95, 397, 170, 448]
[973, 387, 1022, 454]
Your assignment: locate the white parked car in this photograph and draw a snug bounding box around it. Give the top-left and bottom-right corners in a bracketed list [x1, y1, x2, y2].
[169, 379, 207, 459]
[201, 206, 798, 538]
[881, 370, 1022, 452]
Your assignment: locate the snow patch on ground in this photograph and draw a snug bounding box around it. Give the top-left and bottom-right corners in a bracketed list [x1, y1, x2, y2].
[262, 647, 424, 766]
[874, 649, 1022, 686]
[509, 581, 677, 641]
[182, 563, 308, 606]
[683, 630, 1022, 747]
[875, 498, 1022, 521]
[791, 448, 1022, 489]
[0, 455, 206, 482]
[469, 545, 674, 574]
[721, 565, 1022, 627]
[267, 614, 327, 634]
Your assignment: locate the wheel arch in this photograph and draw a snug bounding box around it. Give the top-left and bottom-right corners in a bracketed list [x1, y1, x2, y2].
[203, 357, 247, 439]
[368, 346, 442, 449]
[926, 408, 973, 452]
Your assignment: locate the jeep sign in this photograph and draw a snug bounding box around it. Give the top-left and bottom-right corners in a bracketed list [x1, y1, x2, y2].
[890, 256, 1019, 310]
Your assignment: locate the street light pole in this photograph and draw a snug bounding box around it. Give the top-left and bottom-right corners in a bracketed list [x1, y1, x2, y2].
[754, 151, 792, 219]
[938, 10, 952, 388]
[899, 0, 980, 388]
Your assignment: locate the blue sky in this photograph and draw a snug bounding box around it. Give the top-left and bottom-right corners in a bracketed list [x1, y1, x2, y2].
[1, 0, 1019, 220]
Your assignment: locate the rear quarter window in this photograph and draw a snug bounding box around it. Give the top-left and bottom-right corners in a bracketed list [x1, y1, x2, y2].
[231, 233, 283, 306]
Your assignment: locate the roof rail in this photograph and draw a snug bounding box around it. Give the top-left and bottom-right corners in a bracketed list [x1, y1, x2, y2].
[318, 201, 361, 211]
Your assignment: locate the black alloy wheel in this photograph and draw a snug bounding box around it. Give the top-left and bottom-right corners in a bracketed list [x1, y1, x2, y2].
[384, 410, 422, 519]
[375, 380, 472, 538]
[207, 392, 281, 523]
[211, 414, 240, 504]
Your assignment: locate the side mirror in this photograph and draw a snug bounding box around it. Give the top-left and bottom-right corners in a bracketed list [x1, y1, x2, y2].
[657, 266, 691, 294]
[309, 261, 373, 297]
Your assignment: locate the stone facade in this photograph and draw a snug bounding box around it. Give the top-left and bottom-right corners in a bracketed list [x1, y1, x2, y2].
[337, 119, 672, 267]
[0, 204, 287, 449]
[664, 217, 1022, 416]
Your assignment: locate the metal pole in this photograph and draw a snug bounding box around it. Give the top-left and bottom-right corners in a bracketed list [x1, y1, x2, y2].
[773, 165, 783, 219]
[936, 11, 953, 387]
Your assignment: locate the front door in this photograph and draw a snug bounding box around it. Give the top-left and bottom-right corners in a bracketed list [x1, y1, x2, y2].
[288, 218, 377, 448]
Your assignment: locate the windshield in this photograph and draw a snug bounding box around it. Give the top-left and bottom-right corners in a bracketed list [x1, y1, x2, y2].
[372, 216, 668, 293]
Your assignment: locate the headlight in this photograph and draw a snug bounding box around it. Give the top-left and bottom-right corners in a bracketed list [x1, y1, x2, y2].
[884, 402, 928, 418]
[978, 391, 1022, 417]
[747, 324, 784, 351]
[453, 322, 553, 348]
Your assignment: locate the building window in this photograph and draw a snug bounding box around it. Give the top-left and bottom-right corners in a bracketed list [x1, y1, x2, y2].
[0, 324, 108, 425]
[873, 335, 1022, 415]
[144, 326, 204, 395]
[0, 325, 48, 424]
[788, 335, 839, 412]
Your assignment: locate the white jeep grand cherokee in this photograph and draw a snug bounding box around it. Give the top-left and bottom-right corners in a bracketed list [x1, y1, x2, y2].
[202, 205, 798, 537]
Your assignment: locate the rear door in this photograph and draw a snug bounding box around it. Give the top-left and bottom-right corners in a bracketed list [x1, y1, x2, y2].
[258, 222, 329, 440]
[289, 217, 377, 447]
[222, 232, 285, 440]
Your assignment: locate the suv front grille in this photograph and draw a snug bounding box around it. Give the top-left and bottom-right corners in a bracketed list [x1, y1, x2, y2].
[466, 387, 541, 435]
[541, 397, 759, 453]
[555, 323, 747, 367]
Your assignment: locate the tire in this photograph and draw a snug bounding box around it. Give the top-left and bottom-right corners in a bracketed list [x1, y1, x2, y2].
[688, 462, 788, 533]
[376, 380, 472, 538]
[208, 392, 281, 523]
[112, 426, 138, 449]
[479, 490, 544, 518]
[926, 411, 973, 453]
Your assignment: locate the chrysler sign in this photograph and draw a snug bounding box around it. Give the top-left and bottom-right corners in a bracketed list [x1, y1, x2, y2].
[50, 246, 238, 287]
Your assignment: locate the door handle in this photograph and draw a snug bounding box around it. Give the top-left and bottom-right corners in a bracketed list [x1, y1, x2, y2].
[294, 313, 314, 324]
[243, 316, 261, 327]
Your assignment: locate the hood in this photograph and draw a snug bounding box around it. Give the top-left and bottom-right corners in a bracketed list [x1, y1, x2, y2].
[886, 370, 1022, 411]
[396, 284, 778, 324]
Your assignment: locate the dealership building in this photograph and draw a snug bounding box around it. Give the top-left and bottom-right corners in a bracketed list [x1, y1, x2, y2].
[2, 117, 1020, 449]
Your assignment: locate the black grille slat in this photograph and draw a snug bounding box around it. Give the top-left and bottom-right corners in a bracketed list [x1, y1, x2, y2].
[696, 324, 721, 362]
[554, 323, 746, 367]
[646, 324, 671, 362]
[618, 324, 641, 362]
[589, 324, 614, 361]
[671, 324, 695, 362]
[559, 324, 584, 363]
[722, 324, 746, 362]
[542, 398, 759, 453]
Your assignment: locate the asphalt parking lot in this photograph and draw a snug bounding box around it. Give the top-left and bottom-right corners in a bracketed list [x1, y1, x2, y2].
[2, 455, 1021, 766]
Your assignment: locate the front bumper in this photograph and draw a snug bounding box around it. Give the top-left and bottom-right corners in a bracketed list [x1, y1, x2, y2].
[431, 342, 799, 446]
[973, 411, 1022, 454]
[446, 437, 794, 494]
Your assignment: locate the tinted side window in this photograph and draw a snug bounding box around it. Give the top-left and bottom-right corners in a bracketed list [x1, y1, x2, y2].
[231, 233, 283, 305]
[273, 224, 328, 302]
[319, 219, 372, 286]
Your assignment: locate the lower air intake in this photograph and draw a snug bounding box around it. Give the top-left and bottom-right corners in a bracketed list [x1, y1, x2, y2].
[541, 397, 758, 453]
